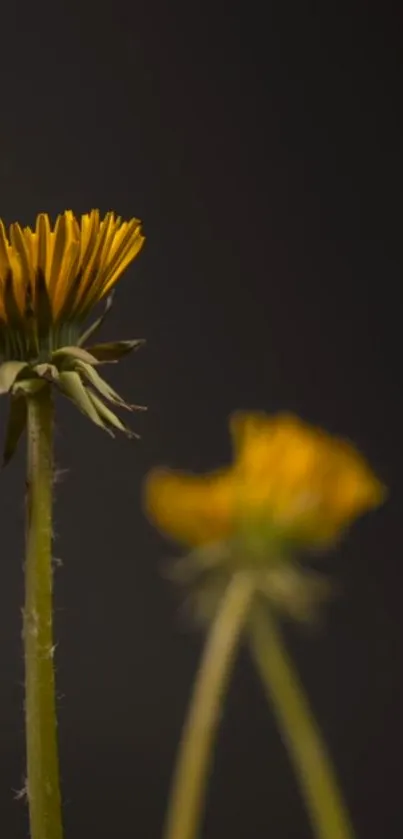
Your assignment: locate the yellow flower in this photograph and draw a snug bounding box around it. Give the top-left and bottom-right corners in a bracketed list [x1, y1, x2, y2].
[144, 412, 385, 550]
[0, 210, 145, 464]
[0, 210, 144, 360]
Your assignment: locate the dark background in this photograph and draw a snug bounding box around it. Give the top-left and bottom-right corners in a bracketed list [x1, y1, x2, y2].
[0, 2, 401, 837]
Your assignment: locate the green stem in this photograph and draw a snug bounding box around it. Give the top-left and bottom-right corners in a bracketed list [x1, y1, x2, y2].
[23, 385, 63, 839]
[248, 605, 356, 839]
[163, 573, 254, 839]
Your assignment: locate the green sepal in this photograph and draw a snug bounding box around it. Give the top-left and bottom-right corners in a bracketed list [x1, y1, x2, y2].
[86, 389, 139, 438]
[33, 363, 60, 383]
[57, 370, 112, 434]
[257, 563, 335, 624]
[0, 361, 30, 394]
[77, 291, 115, 347]
[12, 378, 47, 396]
[52, 346, 100, 367]
[2, 394, 27, 468]
[73, 360, 133, 410]
[83, 339, 144, 362]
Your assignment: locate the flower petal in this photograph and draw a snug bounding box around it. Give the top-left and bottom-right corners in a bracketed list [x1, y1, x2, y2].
[230, 411, 385, 544]
[144, 468, 235, 546]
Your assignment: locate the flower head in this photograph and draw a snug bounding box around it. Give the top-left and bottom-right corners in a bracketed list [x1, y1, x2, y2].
[0, 210, 145, 464]
[144, 413, 385, 622]
[0, 210, 144, 359]
[145, 412, 384, 551]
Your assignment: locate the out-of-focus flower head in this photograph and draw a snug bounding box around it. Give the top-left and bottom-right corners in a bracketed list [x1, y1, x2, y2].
[144, 412, 385, 622]
[0, 210, 146, 463]
[145, 412, 384, 550]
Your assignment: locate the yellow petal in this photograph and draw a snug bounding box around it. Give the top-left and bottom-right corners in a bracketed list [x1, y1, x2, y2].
[48, 213, 77, 302]
[0, 220, 11, 276]
[230, 411, 385, 544]
[9, 223, 36, 315]
[100, 220, 144, 298]
[35, 213, 52, 282]
[76, 212, 118, 309]
[144, 468, 235, 546]
[0, 221, 12, 320]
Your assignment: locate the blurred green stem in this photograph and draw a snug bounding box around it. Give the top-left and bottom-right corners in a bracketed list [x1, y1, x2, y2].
[163, 573, 254, 839]
[23, 386, 63, 839]
[249, 604, 356, 839]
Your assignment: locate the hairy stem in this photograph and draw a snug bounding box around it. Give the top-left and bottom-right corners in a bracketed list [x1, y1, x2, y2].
[23, 386, 63, 839]
[249, 605, 356, 839]
[163, 573, 254, 839]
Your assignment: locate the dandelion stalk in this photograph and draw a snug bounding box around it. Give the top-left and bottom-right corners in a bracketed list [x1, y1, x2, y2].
[163, 573, 254, 839]
[23, 384, 63, 839]
[0, 208, 144, 839]
[249, 603, 356, 839]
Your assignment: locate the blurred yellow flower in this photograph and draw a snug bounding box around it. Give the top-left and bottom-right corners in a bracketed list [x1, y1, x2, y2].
[144, 412, 385, 550]
[0, 210, 144, 360]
